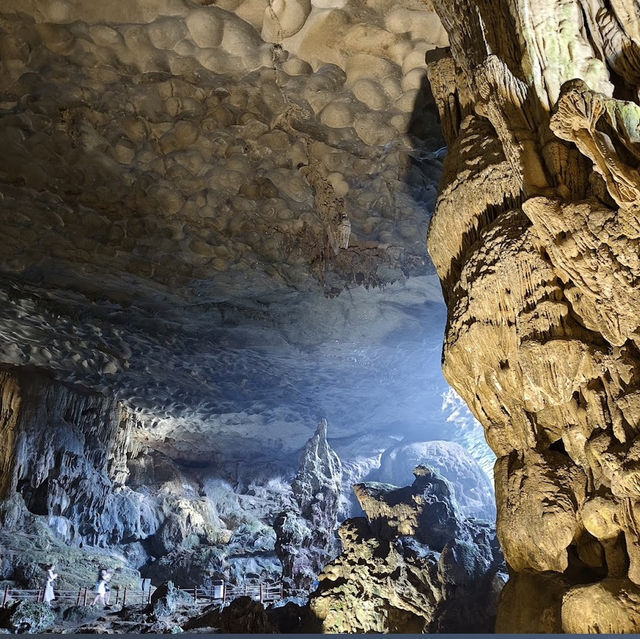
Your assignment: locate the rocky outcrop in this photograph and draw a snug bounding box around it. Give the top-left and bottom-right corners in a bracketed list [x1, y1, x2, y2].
[310, 466, 504, 633]
[426, 0, 640, 631]
[0, 601, 55, 634]
[149, 581, 195, 618]
[191, 596, 277, 634]
[0, 366, 143, 547]
[370, 439, 495, 519]
[274, 419, 342, 592]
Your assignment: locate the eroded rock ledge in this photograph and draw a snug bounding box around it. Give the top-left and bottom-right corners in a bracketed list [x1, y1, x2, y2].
[426, 0, 640, 632]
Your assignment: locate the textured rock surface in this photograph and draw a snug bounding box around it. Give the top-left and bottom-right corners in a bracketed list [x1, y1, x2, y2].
[274, 418, 342, 591]
[149, 580, 195, 618]
[310, 466, 504, 633]
[0, 601, 55, 634]
[0, 0, 455, 472]
[370, 439, 495, 519]
[0, 0, 507, 630]
[0, 368, 346, 591]
[426, 0, 640, 630]
[185, 597, 317, 633]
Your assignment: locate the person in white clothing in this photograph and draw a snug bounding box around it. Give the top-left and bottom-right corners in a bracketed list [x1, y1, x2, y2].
[44, 564, 57, 606]
[92, 569, 109, 607]
[104, 569, 113, 606]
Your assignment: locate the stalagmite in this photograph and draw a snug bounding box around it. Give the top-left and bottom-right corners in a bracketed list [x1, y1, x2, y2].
[427, 0, 640, 631]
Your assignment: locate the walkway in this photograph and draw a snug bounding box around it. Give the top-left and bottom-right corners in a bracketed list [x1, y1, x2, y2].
[1, 580, 290, 608]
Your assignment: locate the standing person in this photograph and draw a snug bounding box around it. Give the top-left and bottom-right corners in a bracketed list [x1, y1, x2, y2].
[92, 569, 108, 607]
[103, 569, 113, 607]
[44, 564, 57, 606]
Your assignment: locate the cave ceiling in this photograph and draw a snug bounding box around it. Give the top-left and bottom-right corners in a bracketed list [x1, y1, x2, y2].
[0, 0, 489, 473]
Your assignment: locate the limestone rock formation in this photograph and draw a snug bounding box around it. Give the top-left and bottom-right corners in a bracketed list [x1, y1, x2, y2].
[0, 367, 173, 546]
[310, 466, 504, 633]
[0, 600, 55, 634]
[0, 4, 474, 566]
[274, 418, 342, 592]
[371, 439, 495, 519]
[192, 596, 277, 634]
[149, 581, 195, 618]
[426, 0, 640, 630]
[0, 0, 446, 464]
[0, 367, 289, 590]
[0, 0, 508, 632]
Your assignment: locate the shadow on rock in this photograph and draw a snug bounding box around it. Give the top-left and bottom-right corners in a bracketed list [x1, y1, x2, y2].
[184, 596, 322, 634]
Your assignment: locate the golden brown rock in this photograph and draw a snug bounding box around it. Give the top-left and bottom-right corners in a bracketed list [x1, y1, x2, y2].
[495, 570, 568, 633]
[0, 371, 21, 499]
[562, 578, 640, 633]
[495, 450, 586, 573]
[427, 0, 640, 630]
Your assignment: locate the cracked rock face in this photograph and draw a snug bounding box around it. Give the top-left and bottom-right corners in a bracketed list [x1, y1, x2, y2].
[310, 466, 504, 633]
[426, 0, 640, 631]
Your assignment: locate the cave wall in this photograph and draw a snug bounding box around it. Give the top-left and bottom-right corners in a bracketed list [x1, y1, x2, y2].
[426, 0, 640, 632]
[0, 366, 146, 545]
[0, 367, 355, 592]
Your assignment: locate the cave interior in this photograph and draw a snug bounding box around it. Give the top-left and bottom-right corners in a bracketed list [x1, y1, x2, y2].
[4, 0, 640, 634]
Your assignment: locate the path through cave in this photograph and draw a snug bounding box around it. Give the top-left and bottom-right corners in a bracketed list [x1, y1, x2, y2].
[4, 0, 619, 633]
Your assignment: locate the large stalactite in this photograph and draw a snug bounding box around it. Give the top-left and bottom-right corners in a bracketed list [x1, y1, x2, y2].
[426, 0, 640, 632]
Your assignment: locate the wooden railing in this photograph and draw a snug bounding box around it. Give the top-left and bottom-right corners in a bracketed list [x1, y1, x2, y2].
[0, 585, 155, 607]
[0, 580, 295, 609]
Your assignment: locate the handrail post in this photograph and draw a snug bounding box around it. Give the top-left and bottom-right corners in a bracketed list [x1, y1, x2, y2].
[259, 583, 264, 604]
[147, 586, 152, 605]
[76, 588, 81, 606]
[194, 585, 198, 603]
[223, 582, 226, 606]
[123, 587, 127, 607]
[115, 589, 119, 606]
[2, 585, 8, 607]
[83, 587, 88, 606]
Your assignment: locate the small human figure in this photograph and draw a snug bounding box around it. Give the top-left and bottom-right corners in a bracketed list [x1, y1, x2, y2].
[103, 569, 113, 607]
[44, 564, 57, 606]
[92, 568, 110, 607]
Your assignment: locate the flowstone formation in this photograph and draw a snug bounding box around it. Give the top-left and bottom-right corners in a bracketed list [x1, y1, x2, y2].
[274, 418, 343, 592]
[310, 466, 504, 633]
[426, 0, 640, 632]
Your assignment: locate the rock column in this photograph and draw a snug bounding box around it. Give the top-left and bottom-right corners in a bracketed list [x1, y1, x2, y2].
[426, 0, 640, 631]
[274, 418, 342, 592]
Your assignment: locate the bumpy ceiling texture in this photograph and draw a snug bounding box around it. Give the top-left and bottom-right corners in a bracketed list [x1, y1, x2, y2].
[0, 0, 492, 475]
